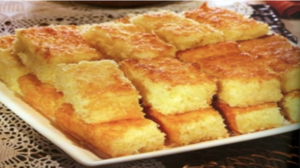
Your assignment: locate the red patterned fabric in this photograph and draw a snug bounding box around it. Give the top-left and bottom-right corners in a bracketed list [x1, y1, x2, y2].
[267, 1, 300, 18]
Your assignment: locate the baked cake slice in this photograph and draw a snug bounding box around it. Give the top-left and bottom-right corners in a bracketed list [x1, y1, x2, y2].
[14, 25, 104, 84]
[80, 22, 176, 62]
[130, 10, 224, 50]
[185, 3, 269, 41]
[148, 108, 228, 146]
[177, 41, 241, 63]
[119, 57, 217, 115]
[238, 34, 300, 93]
[214, 100, 284, 134]
[54, 60, 144, 124]
[199, 54, 282, 107]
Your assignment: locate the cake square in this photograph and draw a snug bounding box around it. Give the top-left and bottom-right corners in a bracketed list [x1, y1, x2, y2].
[80, 22, 176, 62]
[147, 108, 228, 146]
[214, 100, 284, 134]
[199, 54, 283, 107]
[0, 35, 30, 94]
[238, 34, 300, 93]
[119, 57, 217, 115]
[130, 10, 224, 50]
[54, 60, 144, 124]
[55, 103, 165, 158]
[13, 25, 104, 84]
[279, 91, 300, 123]
[185, 3, 269, 41]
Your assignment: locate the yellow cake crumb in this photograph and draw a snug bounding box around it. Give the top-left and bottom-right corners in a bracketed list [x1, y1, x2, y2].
[199, 54, 282, 107]
[120, 57, 217, 115]
[215, 100, 284, 134]
[54, 60, 144, 124]
[0, 35, 30, 94]
[279, 91, 300, 123]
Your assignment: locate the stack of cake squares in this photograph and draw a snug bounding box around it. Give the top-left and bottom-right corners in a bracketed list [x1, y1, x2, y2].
[0, 2, 298, 159]
[238, 34, 300, 123]
[178, 40, 292, 134]
[120, 57, 228, 146]
[11, 25, 166, 157]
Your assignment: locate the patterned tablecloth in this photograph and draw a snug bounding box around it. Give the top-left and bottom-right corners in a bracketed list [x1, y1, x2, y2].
[0, 1, 299, 168]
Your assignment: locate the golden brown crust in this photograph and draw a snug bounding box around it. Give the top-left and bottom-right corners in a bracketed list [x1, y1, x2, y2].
[0, 35, 15, 49]
[199, 54, 276, 79]
[120, 57, 214, 86]
[15, 25, 103, 64]
[81, 23, 176, 62]
[186, 4, 253, 29]
[185, 3, 269, 41]
[238, 34, 300, 72]
[238, 34, 293, 57]
[177, 41, 241, 63]
[113, 17, 131, 24]
[130, 10, 224, 50]
[18, 74, 64, 120]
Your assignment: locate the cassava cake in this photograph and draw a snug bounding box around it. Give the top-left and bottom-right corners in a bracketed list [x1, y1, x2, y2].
[18, 74, 64, 120]
[13, 25, 104, 84]
[238, 34, 300, 93]
[54, 60, 145, 124]
[130, 10, 224, 50]
[1, 4, 298, 159]
[198, 54, 283, 107]
[147, 108, 228, 146]
[80, 22, 176, 62]
[177, 41, 241, 63]
[0, 35, 30, 94]
[55, 103, 165, 158]
[119, 57, 217, 115]
[279, 91, 300, 123]
[214, 100, 284, 134]
[185, 3, 270, 41]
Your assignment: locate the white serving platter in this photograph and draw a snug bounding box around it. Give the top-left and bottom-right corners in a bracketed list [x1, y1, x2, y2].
[0, 81, 299, 167]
